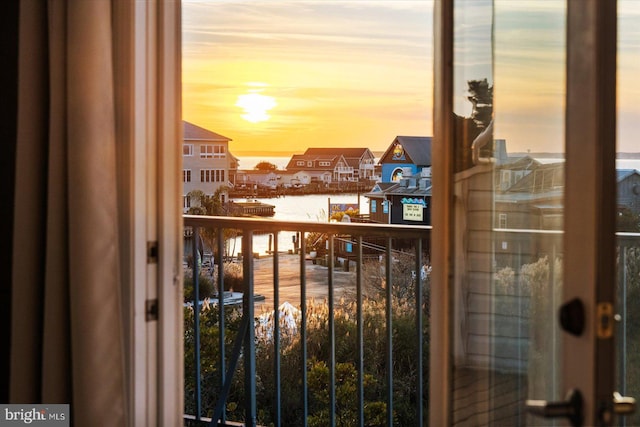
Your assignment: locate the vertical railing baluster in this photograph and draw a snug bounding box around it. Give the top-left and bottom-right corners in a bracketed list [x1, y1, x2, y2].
[216, 228, 226, 424]
[300, 233, 308, 427]
[356, 236, 364, 427]
[385, 236, 393, 426]
[414, 239, 423, 425]
[328, 235, 336, 427]
[192, 227, 202, 421]
[243, 230, 256, 426]
[273, 233, 282, 426]
[619, 241, 628, 399]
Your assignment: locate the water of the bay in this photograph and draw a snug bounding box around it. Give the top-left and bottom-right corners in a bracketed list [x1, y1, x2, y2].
[230, 192, 369, 256]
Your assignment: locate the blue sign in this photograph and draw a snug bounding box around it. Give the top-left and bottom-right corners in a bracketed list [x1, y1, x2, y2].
[401, 197, 426, 206]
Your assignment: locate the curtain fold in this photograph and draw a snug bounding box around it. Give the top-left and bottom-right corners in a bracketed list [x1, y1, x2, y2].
[12, 1, 126, 424]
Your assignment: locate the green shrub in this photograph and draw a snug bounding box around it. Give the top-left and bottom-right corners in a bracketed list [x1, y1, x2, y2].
[183, 272, 215, 302]
[184, 255, 430, 425]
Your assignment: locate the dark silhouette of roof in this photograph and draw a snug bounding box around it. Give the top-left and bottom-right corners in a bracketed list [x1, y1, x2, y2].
[379, 136, 432, 166]
[303, 147, 372, 158]
[506, 162, 564, 193]
[183, 121, 231, 141]
[617, 169, 640, 182]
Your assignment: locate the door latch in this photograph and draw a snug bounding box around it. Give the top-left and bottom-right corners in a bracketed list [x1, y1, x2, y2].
[596, 302, 614, 339]
[526, 389, 583, 427]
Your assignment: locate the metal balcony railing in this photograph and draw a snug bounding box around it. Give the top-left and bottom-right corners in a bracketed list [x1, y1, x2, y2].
[183, 215, 431, 426]
[182, 215, 640, 427]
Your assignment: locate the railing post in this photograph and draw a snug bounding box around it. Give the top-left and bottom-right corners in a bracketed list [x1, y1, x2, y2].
[216, 229, 226, 425]
[243, 230, 257, 426]
[356, 236, 364, 427]
[328, 235, 336, 427]
[618, 241, 628, 400]
[385, 237, 394, 426]
[300, 233, 308, 427]
[415, 239, 424, 425]
[273, 233, 282, 426]
[192, 227, 202, 420]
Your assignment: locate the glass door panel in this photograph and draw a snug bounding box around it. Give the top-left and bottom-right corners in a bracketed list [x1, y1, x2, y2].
[451, 0, 566, 424]
[617, 1, 640, 425]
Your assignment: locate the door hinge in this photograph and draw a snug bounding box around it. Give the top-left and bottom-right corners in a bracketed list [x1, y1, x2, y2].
[147, 241, 159, 264]
[145, 299, 159, 322]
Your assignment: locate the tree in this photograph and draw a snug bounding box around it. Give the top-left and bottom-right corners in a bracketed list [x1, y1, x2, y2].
[467, 78, 493, 129]
[617, 207, 640, 232]
[186, 187, 239, 260]
[254, 161, 278, 171]
[186, 187, 227, 216]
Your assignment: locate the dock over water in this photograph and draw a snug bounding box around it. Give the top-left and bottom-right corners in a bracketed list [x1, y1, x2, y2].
[228, 200, 275, 217]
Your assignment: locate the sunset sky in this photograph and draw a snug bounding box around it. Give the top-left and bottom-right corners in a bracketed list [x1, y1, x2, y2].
[182, 0, 640, 156]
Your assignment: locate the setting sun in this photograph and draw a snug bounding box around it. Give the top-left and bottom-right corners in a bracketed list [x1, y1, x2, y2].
[235, 92, 277, 123]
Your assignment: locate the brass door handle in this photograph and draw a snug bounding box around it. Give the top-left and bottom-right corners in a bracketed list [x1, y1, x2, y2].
[613, 391, 636, 416]
[525, 389, 583, 427]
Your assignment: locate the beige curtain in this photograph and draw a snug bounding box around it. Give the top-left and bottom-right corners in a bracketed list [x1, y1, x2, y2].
[11, 0, 126, 424]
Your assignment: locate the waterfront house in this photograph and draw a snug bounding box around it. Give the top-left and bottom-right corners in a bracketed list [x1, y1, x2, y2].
[365, 182, 397, 223]
[285, 152, 352, 183]
[235, 169, 279, 190]
[617, 169, 640, 216]
[378, 136, 432, 182]
[364, 170, 432, 226]
[302, 147, 377, 181]
[278, 170, 311, 188]
[182, 121, 237, 212]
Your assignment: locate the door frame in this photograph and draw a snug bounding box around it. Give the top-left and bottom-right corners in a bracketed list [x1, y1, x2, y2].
[564, 0, 617, 424]
[431, 0, 618, 425]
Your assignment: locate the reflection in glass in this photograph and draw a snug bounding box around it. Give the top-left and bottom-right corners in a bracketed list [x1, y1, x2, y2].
[617, 1, 640, 426]
[451, 0, 565, 424]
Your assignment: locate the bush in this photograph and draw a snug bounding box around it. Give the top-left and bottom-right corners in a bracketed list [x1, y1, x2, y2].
[183, 272, 215, 302]
[184, 254, 430, 425]
[218, 262, 244, 293]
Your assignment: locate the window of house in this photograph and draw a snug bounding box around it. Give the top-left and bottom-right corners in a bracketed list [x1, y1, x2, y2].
[200, 144, 226, 158]
[319, 161, 330, 166]
[183, 195, 191, 210]
[183, 169, 191, 183]
[200, 169, 225, 183]
[498, 213, 507, 228]
[501, 170, 511, 189]
[297, 160, 305, 166]
[371, 199, 377, 213]
[183, 144, 193, 156]
[391, 168, 403, 182]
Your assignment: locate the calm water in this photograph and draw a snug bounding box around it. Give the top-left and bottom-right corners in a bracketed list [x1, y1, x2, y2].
[232, 156, 640, 255]
[231, 192, 369, 255]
